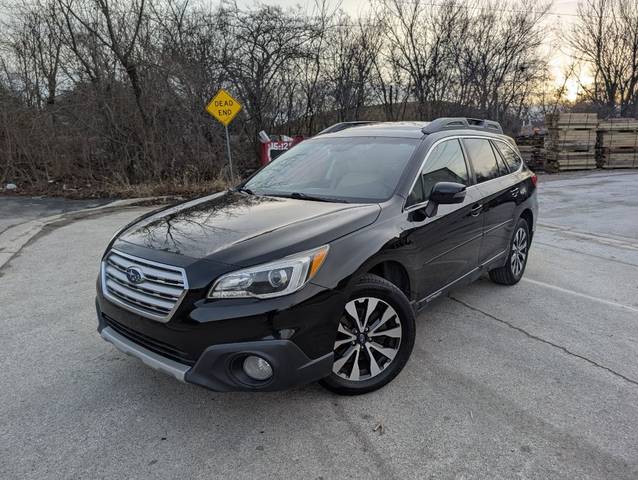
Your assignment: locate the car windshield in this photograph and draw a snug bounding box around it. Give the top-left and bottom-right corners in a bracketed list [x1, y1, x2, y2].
[243, 136, 419, 203]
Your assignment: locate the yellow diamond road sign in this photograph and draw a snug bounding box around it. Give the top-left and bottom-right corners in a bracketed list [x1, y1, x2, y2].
[206, 89, 241, 126]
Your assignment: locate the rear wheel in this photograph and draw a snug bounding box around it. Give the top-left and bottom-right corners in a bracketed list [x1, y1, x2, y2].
[489, 217, 530, 285]
[320, 274, 415, 395]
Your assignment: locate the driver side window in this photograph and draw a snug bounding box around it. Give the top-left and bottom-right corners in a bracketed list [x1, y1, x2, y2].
[407, 139, 469, 206]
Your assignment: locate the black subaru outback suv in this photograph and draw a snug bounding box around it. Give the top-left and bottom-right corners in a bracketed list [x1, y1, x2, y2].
[96, 118, 538, 395]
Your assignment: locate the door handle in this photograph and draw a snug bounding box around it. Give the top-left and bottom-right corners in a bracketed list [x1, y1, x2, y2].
[510, 187, 519, 197]
[470, 204, 483, 217]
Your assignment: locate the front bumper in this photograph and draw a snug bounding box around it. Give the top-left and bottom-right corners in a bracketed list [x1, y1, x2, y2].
[100, 326, 190, 382]
[96, 293, 338, 392]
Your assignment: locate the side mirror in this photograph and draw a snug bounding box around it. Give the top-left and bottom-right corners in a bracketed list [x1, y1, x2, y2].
[422, 182, 467, 218]
[429, 182, 467, 205]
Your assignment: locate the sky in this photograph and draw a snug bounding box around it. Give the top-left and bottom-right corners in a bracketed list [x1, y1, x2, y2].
[239, 0, 587, 101]
[538, 0, 592, 101]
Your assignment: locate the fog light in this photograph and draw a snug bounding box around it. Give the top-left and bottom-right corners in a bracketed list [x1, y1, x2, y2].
[243, 355, 273, 381]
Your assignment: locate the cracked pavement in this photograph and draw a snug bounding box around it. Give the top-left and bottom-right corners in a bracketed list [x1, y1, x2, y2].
[1, 170, 638, 479]
[449, 295, 638, 387]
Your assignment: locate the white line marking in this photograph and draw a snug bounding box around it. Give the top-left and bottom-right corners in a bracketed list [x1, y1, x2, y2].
[537, 223, 638, 251]
[522, 278, 638, 314]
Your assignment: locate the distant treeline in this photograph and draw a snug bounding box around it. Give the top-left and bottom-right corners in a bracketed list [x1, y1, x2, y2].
[0, 0, 636, 196]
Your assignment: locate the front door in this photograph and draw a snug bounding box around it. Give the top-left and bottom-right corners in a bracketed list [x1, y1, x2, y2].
[402, 138, 484, 300]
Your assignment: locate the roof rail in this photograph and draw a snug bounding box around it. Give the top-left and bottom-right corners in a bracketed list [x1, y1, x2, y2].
[317, 121, 378, 135]
[421, 117, 503, 135]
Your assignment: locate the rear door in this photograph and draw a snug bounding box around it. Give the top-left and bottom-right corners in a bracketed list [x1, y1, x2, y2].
[462, 137, 518, 265]
[403, 138, 484, 300]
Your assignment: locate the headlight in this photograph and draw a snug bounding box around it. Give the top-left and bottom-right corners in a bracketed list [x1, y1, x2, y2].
[208, 245, 329, 299]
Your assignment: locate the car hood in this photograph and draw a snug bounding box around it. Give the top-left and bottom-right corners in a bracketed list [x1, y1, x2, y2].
[115, 191, 381, 266]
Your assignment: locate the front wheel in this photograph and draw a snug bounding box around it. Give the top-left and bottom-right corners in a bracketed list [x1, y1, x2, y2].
[489, 217, 530, 285]
[320, 274, 416, 395]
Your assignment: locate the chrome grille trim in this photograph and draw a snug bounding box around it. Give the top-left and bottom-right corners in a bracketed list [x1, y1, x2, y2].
[101, 249, 189, 322]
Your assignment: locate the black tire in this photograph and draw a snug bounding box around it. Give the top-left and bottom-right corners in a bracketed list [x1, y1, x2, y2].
[320, 273, 416, 395]
[489, 217, 531, 285]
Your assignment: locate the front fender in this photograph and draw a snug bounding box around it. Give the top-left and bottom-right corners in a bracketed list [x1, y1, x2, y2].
[310, 214, 417, 300]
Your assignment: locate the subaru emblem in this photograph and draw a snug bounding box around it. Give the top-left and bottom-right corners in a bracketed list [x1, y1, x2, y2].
[125, 266, 145, 284]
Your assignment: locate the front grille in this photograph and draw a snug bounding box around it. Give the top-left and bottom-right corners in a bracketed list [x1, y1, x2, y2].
[103, 314, 194, 365]
[101, 249, 188, 322]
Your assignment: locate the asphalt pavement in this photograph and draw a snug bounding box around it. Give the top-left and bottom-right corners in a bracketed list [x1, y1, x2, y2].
[0, 196, 110, 234]
[1, 171, 637, 479]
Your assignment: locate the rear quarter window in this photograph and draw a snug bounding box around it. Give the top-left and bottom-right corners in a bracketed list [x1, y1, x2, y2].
[493, 141, 523, 172]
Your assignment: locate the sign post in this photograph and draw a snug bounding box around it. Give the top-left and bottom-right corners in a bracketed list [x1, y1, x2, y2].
[205, 89, 242, 181]
[225, 125, 233, 179]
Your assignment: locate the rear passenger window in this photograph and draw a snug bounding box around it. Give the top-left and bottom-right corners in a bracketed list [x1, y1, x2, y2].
[463, 138, 500, 183]
[407, 139, 469, 206]
[493, 141, 522, 172]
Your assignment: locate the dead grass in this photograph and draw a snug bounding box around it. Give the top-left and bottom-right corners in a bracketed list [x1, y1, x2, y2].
[1, 177, 235, 200]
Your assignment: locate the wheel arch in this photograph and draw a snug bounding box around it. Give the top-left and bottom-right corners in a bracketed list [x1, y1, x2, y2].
[520, 208, 534, 240]
[365, 259, 412, 300]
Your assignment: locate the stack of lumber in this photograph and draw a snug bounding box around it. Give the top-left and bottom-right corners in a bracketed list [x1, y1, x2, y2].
[516, 133, 546, 171]
[545, 113, 598, 171]
[517, 145, 534, 163]
[597, 118, 638, 169]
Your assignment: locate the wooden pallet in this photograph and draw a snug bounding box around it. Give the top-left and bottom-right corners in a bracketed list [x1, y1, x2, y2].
[546, 151, 597, 169]
[516, 133, 546, 171]
[597, 118, 638, 168]
[546, 129, 597, 149]
[598, 118, 638, 131]
[518, 145, 534, 162]
[545, 113, 597, 171]
[546, 112, 598, 127]
[599, 134, 638, 150]
[600, 151, 638, 169]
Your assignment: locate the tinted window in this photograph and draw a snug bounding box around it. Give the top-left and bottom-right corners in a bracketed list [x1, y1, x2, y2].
[493, 144, 509, 175]
[244, 136, 419, 202]
[493, 141, 522, 172]
[464, 138, 500, 183]
[408, 139, 469, 205]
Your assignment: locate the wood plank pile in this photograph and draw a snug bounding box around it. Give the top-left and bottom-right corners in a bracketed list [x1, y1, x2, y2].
[597, 118, 638, 169]
[545, 113, 598, 171]
[515, 133, 546, 171]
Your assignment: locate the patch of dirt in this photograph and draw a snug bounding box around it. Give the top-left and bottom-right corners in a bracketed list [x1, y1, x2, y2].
[1, 179, 233, 200]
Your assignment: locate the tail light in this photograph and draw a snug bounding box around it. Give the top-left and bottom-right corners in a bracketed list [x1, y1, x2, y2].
[530, 173, 538, 187]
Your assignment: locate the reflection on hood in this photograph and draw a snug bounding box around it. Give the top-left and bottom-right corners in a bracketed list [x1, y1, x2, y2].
[117, 191, 380, 264]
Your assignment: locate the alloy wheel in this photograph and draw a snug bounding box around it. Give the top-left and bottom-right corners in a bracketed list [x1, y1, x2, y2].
[332, 297, 402, 381]
[510, 227, 528, 277]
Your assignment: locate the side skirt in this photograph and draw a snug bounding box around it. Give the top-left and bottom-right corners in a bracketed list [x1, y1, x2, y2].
[414, 250, 507, 312]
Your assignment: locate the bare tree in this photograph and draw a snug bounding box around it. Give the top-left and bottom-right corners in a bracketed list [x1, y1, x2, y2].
[453, 0, 549, 122]
[32, 1, 63, 106]
[0, 0, 554, 195]
[217, 1, 318, 146]
[373, 0, 466, 119]
[57, 0, 149, 124]
[536, 61, 579, 118]
[293, 1, 336, 135]
[568, 0, 638, 117]
[325, 14, 383, 122]
[5, 1, 63, 107]
[369, 42, 411, 121]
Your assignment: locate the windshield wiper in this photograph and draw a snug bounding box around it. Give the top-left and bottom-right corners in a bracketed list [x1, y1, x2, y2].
[267, 192, 345, 203]
[234, 187, 254, 195]
[289, 192, 345, 203]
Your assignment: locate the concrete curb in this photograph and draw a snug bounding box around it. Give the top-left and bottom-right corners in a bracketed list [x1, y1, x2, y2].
[0, 197, 161, 270]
